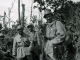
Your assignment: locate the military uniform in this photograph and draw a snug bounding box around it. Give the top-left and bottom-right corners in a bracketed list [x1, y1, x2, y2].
[13, 33, 33, 58]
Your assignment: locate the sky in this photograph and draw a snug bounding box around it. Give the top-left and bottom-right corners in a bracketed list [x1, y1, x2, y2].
[0, 0, 80, 28]
[71, 0, 80, 2]
[0, 0, 32, 28]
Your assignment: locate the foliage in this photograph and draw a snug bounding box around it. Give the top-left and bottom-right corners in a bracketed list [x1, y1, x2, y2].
[31, 15, 37, 23]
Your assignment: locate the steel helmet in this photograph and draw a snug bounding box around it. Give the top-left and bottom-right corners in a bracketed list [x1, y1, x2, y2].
[17, 25, 23, 30]
[44, 9, 54, 18]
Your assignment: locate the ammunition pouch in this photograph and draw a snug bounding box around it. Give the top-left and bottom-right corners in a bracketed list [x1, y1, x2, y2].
[53, 43, 65, 59]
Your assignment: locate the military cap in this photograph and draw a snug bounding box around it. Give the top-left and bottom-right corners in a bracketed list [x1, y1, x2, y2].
[44, 9, 54, 18]
[17, 25, 23, 30]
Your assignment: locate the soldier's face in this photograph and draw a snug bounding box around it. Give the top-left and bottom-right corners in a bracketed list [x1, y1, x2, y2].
[45, 15, 53, 23]
[18, 29, 23, 35]
[28, 28, 31, 32]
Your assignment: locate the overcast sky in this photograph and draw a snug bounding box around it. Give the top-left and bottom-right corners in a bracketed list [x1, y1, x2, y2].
[72, 0, 80, 2]
[0, 0, 80, 28]
[0, 0, 32, 27]
[0, 0, 79, 19]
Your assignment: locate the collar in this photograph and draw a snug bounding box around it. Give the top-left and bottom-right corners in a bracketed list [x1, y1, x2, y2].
[17, 33, 21, 37]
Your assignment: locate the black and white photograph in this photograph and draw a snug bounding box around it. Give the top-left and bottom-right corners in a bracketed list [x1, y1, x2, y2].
[0, 0, 80, 60]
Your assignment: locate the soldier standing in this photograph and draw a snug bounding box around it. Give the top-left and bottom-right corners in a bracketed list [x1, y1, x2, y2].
[0, 33, 11, 60]
[43, 9, 66, 60]
[12, 25, 33, 60]
[27, 24, 41, 60]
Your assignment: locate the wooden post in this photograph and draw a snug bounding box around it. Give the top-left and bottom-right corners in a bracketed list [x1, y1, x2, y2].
[30, 0, 34, 23]
[8, 8, 11, 28]
[18, 0, 21, 25]
[40, 0, 46, 60]
[21, 4, 25, 27]
[3, 12, 6, 28]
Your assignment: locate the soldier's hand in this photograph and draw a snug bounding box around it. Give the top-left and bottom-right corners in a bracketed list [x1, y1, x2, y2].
[7, 49, 10, 53]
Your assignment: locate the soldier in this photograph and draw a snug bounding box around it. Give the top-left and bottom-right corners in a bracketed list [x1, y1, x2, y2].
[0, 33, 6, 60]
[12, 25, 33, 60]
[27, 24, 41, 60]
[43, 9, 66, 60]
[0, 33, 11, 60]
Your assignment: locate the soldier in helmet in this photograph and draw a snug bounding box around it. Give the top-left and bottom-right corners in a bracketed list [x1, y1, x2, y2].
[0, 33, 11, 60]
[43, 9, 66, 60]
[27, 24, 41, 60]
[12, 25, 33, 60]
